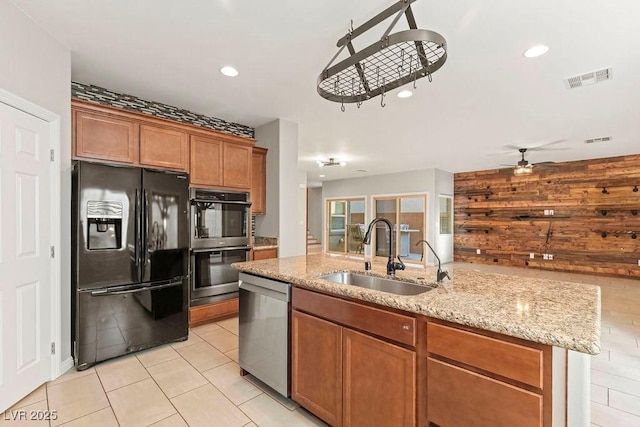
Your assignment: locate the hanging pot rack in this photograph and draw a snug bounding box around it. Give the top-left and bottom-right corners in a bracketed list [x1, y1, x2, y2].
[317, 0, 447, 109]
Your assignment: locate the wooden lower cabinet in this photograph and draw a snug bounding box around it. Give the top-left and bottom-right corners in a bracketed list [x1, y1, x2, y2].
[291, 309, 416, 427]
[292, 310, 343, 426]
[189, 298, 238, 328]
[427, 358, 543, 427]
[343, 328, 415, 427]
[251, 247, 277, 260]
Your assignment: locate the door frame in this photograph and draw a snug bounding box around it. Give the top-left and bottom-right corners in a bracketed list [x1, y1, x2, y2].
[0, 88, 63, 379]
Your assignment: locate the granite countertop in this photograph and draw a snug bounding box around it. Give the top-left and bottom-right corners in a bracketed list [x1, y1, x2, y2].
[232, 254, 601, 355]
[253, 236, 278, 249]
[252, 244, 279, 250]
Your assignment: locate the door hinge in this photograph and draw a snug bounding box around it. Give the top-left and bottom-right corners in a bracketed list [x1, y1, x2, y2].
[51, 342, 55, 355]
[50, 149, 54, 162]
[50, 246, 55, 258]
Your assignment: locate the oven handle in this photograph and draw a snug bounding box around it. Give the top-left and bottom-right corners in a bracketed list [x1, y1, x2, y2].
[191, 246, 251, 253]
[190, 199, 252, 206]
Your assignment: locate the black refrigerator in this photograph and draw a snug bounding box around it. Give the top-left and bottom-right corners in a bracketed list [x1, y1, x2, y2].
[72, 161, 189, 370]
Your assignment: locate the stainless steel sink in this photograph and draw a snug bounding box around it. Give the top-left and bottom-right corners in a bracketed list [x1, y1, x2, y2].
[320, 272, 434, 296]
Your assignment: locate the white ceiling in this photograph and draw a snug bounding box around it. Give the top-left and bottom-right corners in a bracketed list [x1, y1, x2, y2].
[12, 0, 640, 183]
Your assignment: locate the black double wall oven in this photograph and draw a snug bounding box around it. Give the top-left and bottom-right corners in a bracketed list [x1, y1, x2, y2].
[190, 188, 251, 306]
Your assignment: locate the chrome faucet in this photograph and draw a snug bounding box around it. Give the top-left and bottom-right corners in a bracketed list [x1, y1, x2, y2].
[416, 239, 451, 283]
[363, 218, 405, 276]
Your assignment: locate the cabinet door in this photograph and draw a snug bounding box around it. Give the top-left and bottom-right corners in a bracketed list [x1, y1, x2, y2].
[190, 135, 223, 187]
[139, 124, 189, 171]
[223, 142, 252, 189]
[427, 358, 543, 427]
[292, 310, 343, 427]
[252, 248, 277, 260]
[343, 328, 416, 427]
[251, 148, 267, 215]
[75, 111, 138, 164]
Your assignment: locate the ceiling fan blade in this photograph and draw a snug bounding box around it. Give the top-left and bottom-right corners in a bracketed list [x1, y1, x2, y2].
[526, 139, 569, 151]
[488, 151, 516, 157]
[499, 163, 516, 167]
[532, 161, 558, 167]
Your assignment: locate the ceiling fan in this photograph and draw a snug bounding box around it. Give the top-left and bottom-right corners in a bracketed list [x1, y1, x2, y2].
[501, 148, 560, 175]
[493, 140, 569, 175]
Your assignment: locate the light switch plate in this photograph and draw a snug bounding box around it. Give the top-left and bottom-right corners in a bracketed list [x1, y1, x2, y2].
[476, 249, 481, 254]
[530, 253, 535, 259]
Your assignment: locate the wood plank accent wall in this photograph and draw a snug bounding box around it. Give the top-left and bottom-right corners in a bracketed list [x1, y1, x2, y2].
[454, 154, 640, 277]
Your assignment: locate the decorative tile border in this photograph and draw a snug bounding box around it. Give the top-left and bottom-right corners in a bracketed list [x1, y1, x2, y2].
[71, 81, 254, 139]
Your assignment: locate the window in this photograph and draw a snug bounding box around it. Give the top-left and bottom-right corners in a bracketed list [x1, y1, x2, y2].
[326, 198, 366, 255]
[439, 195, 453, 235]
[373, 194, 426, 263]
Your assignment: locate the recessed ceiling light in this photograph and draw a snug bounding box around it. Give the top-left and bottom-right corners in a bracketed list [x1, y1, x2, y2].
[220, 66, 239, 77]
[319, 174, 325, 178]
[523, 45, 549, 58]
[397, 90, 413, 98]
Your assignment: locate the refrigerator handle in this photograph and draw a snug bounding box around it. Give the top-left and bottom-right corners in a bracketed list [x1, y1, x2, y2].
[143, 188, 149, 266]
[134, 189, 140, 268]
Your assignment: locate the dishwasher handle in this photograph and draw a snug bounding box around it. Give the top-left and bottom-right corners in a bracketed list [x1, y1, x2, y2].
[239, 280, 290, 303]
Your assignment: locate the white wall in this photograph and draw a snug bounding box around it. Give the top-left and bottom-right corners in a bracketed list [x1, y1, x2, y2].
[254, 119, 306, 257]
[0, 2, 72, 364]
[322, 168, 453, 264]
[307, 187, 323, 243]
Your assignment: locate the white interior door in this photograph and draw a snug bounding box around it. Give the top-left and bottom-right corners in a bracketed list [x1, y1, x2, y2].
[0, 101, 52, 411]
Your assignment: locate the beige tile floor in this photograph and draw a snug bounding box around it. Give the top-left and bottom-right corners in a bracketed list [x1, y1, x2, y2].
[2, 264, 640, 426]
[1, 317, 325, 427]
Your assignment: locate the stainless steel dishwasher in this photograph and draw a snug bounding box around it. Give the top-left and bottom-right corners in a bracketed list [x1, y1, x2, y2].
[238, 272, 291, 397]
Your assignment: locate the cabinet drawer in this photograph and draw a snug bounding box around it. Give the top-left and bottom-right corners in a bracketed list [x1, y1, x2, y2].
[427, 358, 542, 427]
[292, 287, 415, 347]
[427, 322, 544, 388]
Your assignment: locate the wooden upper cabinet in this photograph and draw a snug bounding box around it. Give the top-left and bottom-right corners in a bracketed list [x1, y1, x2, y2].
[74, 110, 138, 164]
[189, 135, 223, 187]
[139, 124, 189, 171]
[251, 147, 267, 215]
[223, 142, 252, 189]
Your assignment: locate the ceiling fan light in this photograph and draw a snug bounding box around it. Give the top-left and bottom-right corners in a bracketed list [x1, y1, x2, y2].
[339, 161, 347, 166]
[317, 161, 325, 167]
[514, 165, 533, 175]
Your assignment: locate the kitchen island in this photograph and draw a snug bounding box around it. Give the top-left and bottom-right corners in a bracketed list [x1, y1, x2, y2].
[233, 254, 600, 427]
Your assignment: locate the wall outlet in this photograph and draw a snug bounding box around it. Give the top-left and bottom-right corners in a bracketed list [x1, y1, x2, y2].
[530, 253, 535, 259]
[638, 259, 640, 266]
[543, 254, 548, 260]
[550, 209, 554, 215]
[476, 249, 481, 255]
[548, 254, 554, 260]
[544, 209, 549, 215]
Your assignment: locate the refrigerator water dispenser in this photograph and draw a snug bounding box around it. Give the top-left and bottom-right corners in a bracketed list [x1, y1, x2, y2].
[86, 200, 123, 250]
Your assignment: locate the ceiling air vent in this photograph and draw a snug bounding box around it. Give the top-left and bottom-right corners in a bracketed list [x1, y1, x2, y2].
[564, 67, 612, 89]
[585, 136, 612, 144]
